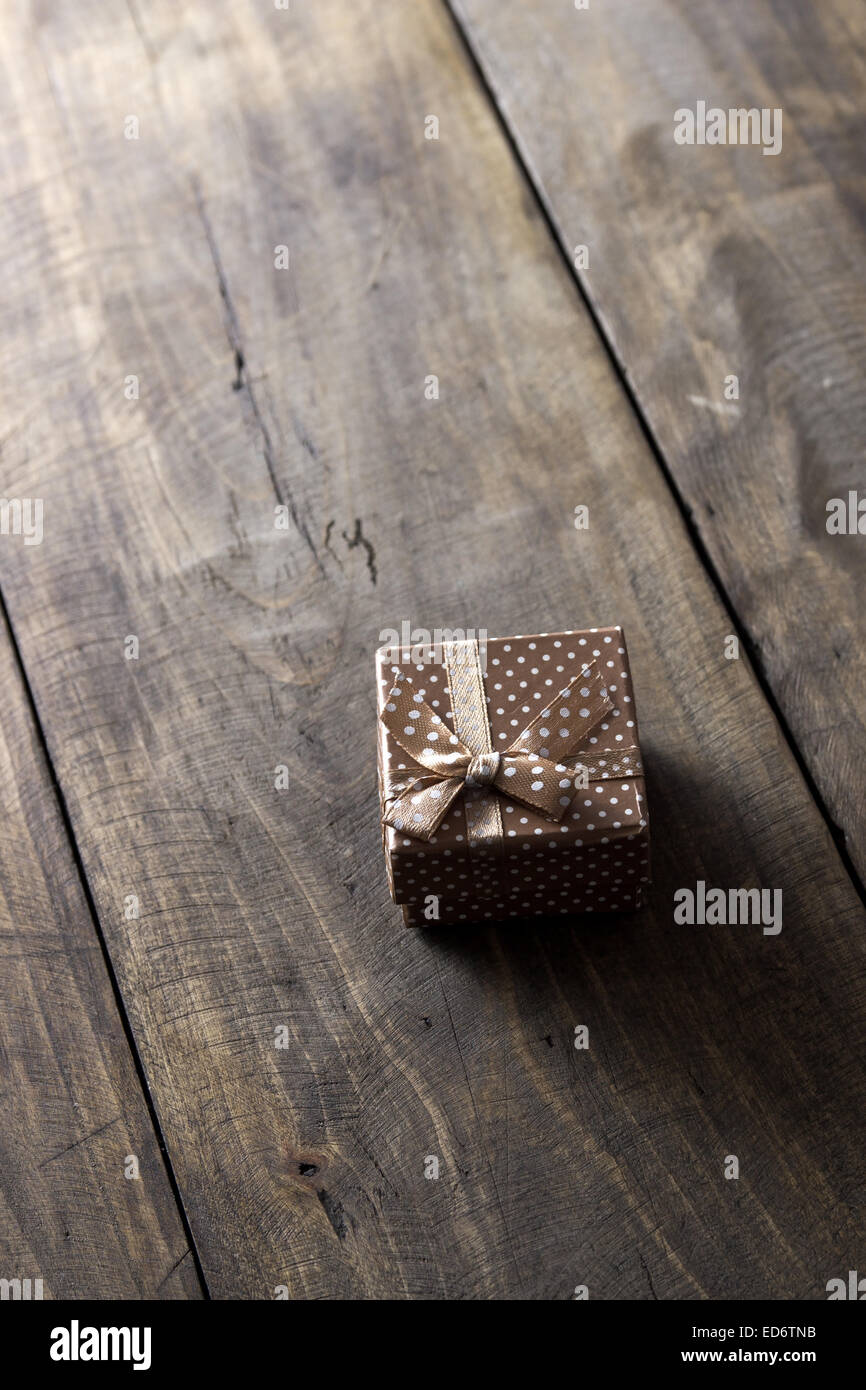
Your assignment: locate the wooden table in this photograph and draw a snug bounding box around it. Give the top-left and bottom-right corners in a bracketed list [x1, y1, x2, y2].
[1, 0, 863, 1300]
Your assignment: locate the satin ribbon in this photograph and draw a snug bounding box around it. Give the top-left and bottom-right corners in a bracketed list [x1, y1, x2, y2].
[380, 638, 629, 846]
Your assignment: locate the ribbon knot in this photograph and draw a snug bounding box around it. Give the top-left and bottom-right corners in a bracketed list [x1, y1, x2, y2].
[467, 751, 500, 788]
[379, 639, 621, 844]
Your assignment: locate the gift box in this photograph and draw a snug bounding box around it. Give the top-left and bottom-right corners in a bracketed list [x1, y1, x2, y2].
[376, 628, 650, 926]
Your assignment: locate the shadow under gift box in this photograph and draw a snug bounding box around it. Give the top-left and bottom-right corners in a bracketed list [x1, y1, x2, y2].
[376, 628, 651, 926]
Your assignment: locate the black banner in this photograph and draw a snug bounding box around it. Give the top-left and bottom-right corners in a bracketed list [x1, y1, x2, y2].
[3, 1297, 860, 1376]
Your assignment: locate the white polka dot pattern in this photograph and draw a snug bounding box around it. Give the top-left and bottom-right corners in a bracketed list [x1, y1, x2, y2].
[379, 649, 629, 841]
[376, 627, 650, 924]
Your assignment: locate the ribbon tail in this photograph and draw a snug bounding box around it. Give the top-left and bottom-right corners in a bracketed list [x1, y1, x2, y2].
[493, 660, 618, 824]
[382, 776, 465, 842]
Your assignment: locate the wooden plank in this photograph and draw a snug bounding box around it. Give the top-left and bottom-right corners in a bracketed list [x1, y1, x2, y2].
[1, 0, 863, 1298]
[448, 0, 866, 882]
[0, 608, 201, 1299]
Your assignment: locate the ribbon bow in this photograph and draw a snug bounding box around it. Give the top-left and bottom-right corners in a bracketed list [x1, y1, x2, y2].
[379, 649, 615, 843]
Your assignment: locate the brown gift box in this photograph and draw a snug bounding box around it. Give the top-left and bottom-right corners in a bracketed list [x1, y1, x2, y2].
[376, 628, 650, 926]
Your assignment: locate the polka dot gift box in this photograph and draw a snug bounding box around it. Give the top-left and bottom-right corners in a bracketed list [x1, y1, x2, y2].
[376, 628, 650, 926]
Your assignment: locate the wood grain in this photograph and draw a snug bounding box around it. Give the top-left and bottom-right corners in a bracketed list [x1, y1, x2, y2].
[449, 0, 866, 881]
[0, 0, 863, 1297]
[0, 607, 201, 1299]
